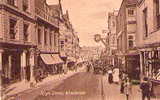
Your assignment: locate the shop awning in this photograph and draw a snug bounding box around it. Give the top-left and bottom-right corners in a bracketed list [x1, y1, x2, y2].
[40, 54, 64, 65]
[51, 54, 64, 64]
[40, 54, 55, 65]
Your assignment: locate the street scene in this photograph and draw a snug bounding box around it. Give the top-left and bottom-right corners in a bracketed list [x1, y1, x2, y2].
[0, 0, 160, 100]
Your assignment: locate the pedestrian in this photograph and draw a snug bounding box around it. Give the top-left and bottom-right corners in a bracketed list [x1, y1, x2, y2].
[124, 76, 132, 100]
[140, 77, 151, 100]
[120, 73, 125, 93]
[108, 68, 113, 84]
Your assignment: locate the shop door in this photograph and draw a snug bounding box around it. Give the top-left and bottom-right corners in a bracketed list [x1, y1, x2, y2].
[26, 52, 30, 81]
[11, 52, 21, 82]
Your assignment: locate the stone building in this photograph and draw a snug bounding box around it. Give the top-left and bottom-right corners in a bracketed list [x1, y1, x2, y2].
[0, 0, 36, 86]
[107, 10, 118, 67]
[35, 0, 64, 79]
[0, 0, 37, 98]
[59, 10, 80, 69]
[56, 0, 80, 70]
[136, 0, 160, 96]
[116, 0, 140, 79]
[0, 0, 65, 95]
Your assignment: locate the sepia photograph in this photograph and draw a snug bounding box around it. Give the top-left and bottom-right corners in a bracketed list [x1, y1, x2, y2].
[0, 0, 160, 100]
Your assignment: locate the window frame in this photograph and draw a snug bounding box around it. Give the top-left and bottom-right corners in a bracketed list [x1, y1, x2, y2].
[23, 23, 29, 42]
[9, 18, 17, 39]
[143, 8, 148, 38]
[7, 0, 18, 7]
[23, 0, 29, 12]
[128, 9, 134, 16]
[38, 28, 42, 44]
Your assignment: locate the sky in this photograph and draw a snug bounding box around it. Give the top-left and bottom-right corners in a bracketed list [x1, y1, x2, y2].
[47, 0, 122, 47]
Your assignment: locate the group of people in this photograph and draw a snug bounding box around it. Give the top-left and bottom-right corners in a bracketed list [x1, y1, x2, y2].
[107, 69, 152, 100]
[107, 67, 120, 84]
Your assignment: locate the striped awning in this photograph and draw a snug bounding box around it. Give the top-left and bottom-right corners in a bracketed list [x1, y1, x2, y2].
[40, 54, 64, 65]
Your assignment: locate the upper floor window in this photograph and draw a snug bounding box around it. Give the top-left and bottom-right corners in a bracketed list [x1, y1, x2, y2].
[38, 29, 41, 44]
[54, 33, 57, 46]
[60, 41, 64, 49]
[128, 9, 134, 16]
[7, 0, 17, 7]
[23, 0, 29, 12]
[128, 40, 134, 48]
[112, 21, 115, 27]
[155, 0, 160, 29]
[143, 8, 148, 37]
[44, 30, 47, 45]
[50, 32, 52, 46]
[9, 19, 17, 39]
[128, 35, 134, 48]
[23, 24, 29, 41]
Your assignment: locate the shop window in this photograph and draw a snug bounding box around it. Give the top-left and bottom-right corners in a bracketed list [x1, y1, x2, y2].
[128, 9, 134, 16]
[143, 8, 148, 37]
[7, 0, 17, 6]
[23, 24, 29, 41]
[38, 29, 41, 44]
[9, 19, 17, 39]
[23, 0, 29, 12]
[155, 0, 160, 29]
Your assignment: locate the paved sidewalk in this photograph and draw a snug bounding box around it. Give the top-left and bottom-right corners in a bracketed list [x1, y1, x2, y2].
[4, 66, 86, 100]
[102, 75, 158, 100]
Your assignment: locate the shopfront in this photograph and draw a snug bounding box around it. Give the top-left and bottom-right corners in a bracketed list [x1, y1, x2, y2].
[139, 44, 160, 97]
[37, 53, 64, 81]
[67, 57, 76, 70]
[0, 43, 36, 87]
[125, 53, 140, 80]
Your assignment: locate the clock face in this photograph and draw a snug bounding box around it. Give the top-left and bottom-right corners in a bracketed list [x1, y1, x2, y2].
[94, 34, 101, 42]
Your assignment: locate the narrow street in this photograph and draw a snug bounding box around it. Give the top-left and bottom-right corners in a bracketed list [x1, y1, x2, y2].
[5, 66, 158, 100]
[10, 72, 103, 100]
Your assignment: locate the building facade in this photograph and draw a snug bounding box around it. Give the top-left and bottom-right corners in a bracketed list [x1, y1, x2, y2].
[34, 0, 64, 80]
[0, 0, 67, 97]
[136, 0, 160, 96]
[0, 0, 36, 86]
[116, 0, 140, 79]
[0, 0, 37, 98]
[107, 11, 118, 67]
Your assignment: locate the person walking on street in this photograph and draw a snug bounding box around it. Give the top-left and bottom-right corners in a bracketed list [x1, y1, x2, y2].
[124, 76, 132, 100]
[108, 68, 113, 84]
[120, 73, 125, 93]
[140, 77, 151, 100]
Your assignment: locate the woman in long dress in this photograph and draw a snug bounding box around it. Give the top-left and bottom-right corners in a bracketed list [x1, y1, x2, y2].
[124, 76, 132, 100]
[113, 68, 120, 84]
